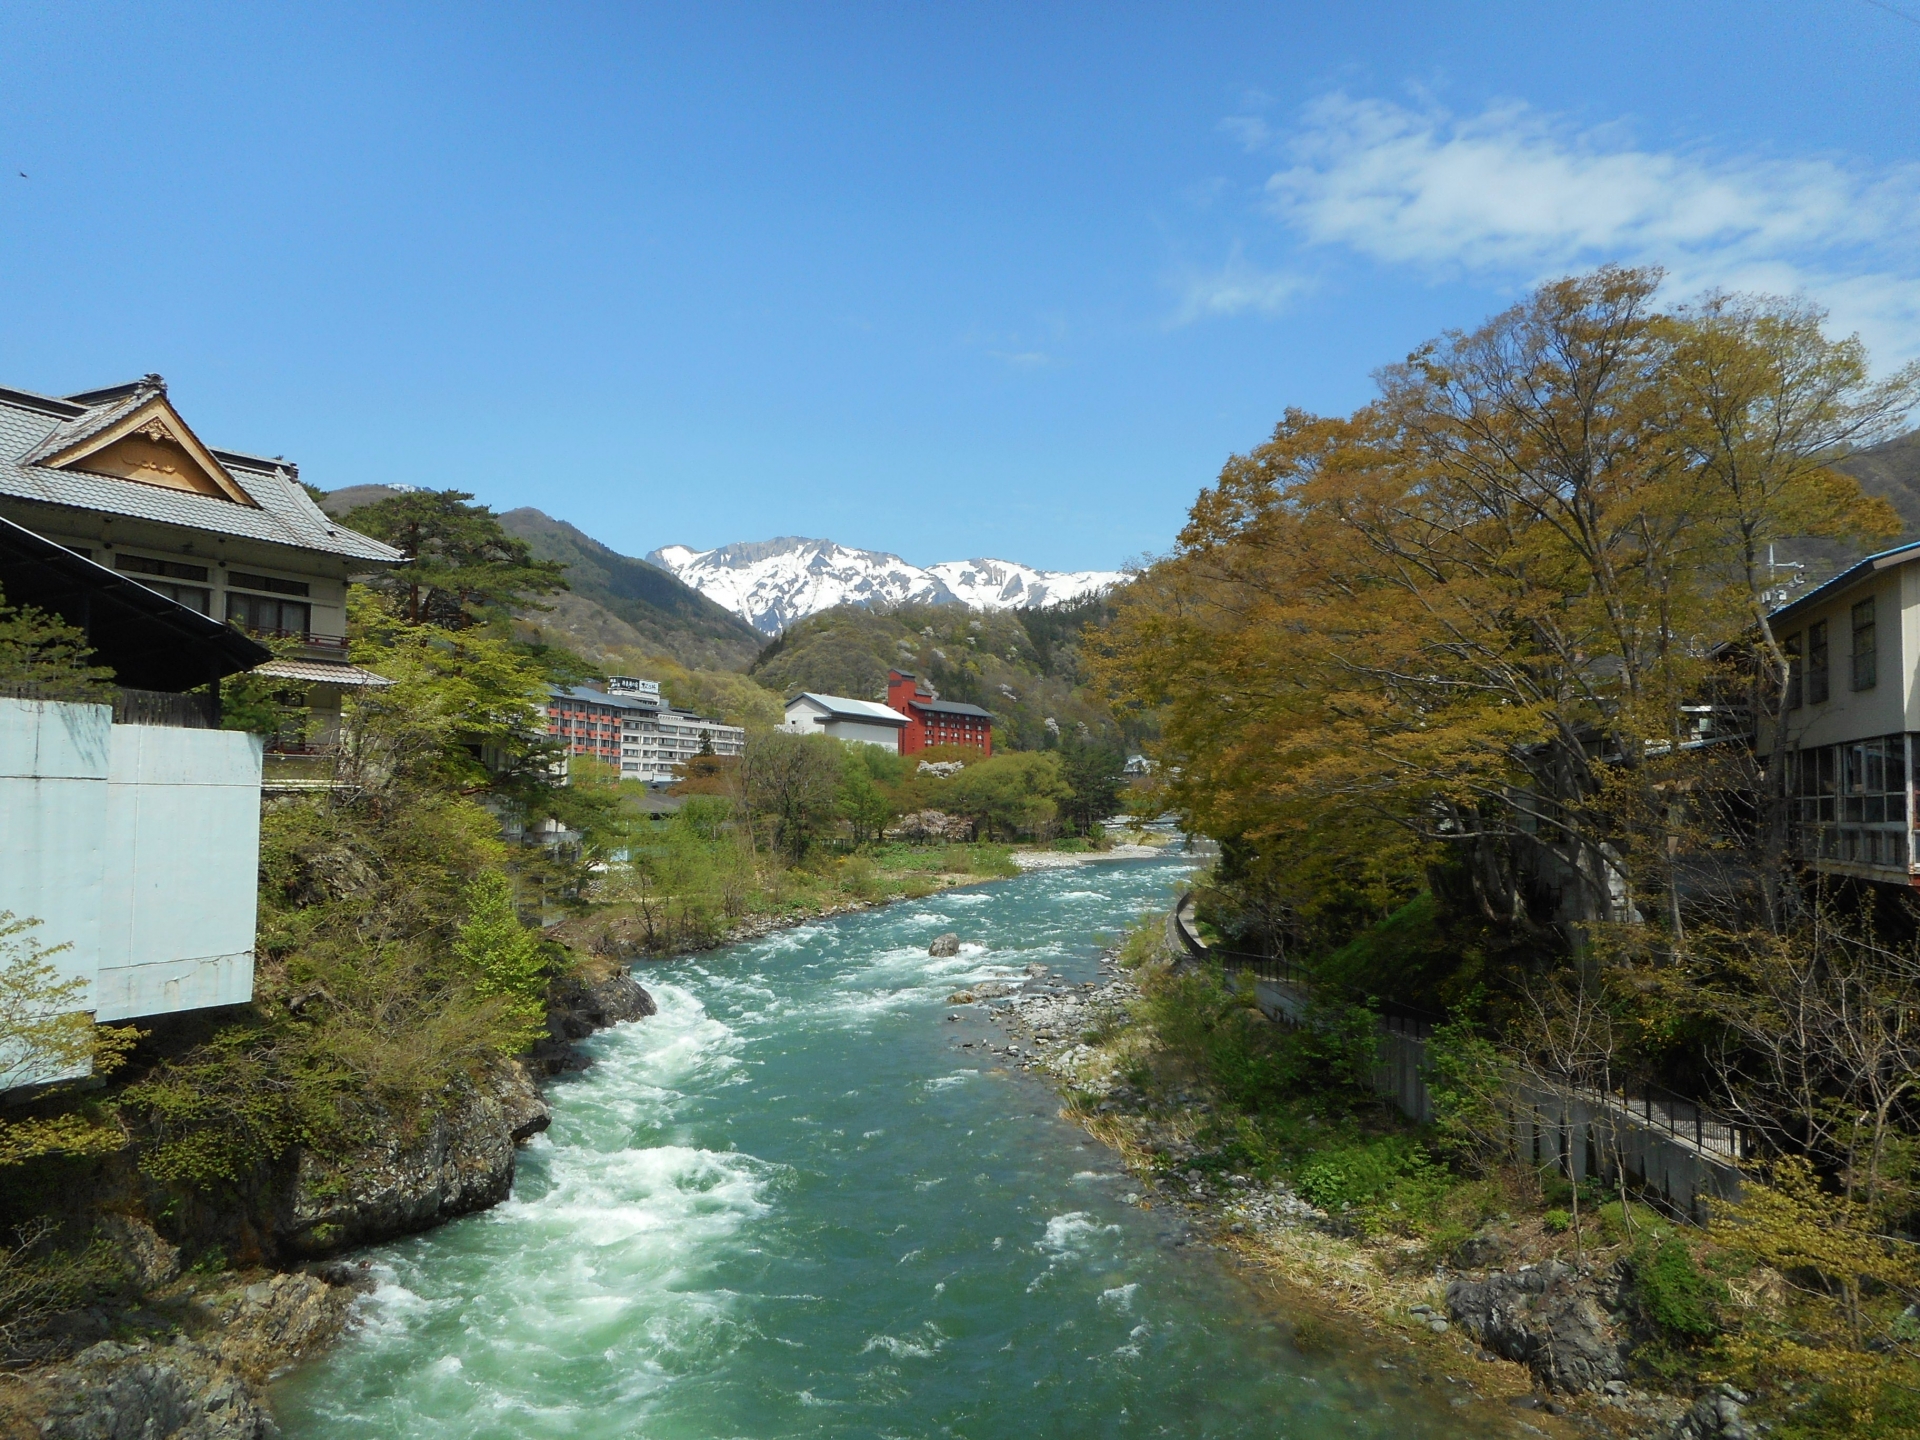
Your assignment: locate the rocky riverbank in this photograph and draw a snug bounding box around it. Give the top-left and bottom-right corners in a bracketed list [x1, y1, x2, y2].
[0, 963, 656, 1440]
[948, 950, 1750, 1440]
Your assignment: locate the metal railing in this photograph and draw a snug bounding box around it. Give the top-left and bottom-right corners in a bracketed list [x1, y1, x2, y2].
[239, 626, 349, 653]
[1173, 891, 1748, 1162]
[112, 687, 219, 728]
[1609, 1077, 1749, 1162]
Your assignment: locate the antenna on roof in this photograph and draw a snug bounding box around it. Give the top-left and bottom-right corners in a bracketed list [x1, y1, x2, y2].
[1763, 543, 1807, 609]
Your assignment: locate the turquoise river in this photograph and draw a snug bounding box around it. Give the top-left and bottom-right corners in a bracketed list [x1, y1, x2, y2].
[276, 856, 1505, 1439]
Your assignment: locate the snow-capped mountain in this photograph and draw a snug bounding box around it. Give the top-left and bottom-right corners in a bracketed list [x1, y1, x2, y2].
[645, 537, 1123, 635]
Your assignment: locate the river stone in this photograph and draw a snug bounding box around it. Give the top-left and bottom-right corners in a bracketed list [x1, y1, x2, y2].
[1667, 1386, 1755, 1440]
[40, 1341, 271, 1440]
[929, 933, 961, 957]
[276, 1072, 525, 1257]
[1445, 1261, 1623, 1392]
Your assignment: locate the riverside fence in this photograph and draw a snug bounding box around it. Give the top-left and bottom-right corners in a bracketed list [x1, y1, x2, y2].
[1169, 893, 1744, 1219]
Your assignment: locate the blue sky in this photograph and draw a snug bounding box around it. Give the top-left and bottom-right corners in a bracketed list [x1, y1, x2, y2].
[3, 3, 1917, 572]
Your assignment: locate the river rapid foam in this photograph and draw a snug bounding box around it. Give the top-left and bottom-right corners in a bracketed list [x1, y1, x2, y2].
[274, 858, 1503, 1439]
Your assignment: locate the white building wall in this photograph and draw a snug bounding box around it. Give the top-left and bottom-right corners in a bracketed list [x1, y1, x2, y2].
[0, 699, 110, 1005]
[821, 718, 904, 750]
[1776, 572, 1910, 750]
[96, 724, 261, 1022]
[0, 698, 261, 1065]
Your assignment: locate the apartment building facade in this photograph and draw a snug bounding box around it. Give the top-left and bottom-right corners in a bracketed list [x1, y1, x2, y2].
[545, 678, 745, 785]
[1765, 537, 1920, 886]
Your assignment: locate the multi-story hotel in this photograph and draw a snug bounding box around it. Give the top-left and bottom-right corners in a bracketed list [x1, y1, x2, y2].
[544, 677, 745, 785]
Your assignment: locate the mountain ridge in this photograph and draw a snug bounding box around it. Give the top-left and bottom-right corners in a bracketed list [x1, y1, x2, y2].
[647, 536, 1123, 634]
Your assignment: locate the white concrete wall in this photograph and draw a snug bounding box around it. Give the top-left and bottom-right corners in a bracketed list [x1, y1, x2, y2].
[0, 698, 260, 1047]
[95, 724, 261, 1022]
[778, 700, 818, 736]
[822, 718, 905, 750]
[0, 699, 110, 1001]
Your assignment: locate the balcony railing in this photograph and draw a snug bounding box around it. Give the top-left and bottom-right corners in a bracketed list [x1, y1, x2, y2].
[235, 625, 350, 656]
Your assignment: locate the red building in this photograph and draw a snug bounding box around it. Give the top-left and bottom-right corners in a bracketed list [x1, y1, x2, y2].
[886, 670, 995, 757]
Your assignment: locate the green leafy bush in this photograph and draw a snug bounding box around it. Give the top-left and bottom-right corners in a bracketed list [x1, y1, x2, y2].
[1294, 1136, 1441, 1215]
[1631, 1236, 1723, 1343]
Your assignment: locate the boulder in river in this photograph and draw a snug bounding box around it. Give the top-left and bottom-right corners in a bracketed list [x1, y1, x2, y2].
[1446, 1261, 1623, 1392]
[276, 1061, 540, 1257]
[929, 933, 961, 957]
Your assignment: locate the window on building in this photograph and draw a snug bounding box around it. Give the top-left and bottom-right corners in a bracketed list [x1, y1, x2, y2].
[1808, 621, 1830, 704]
[1784, 632, 1802, 710]
[227, 591, 311, 636]
[227, 571, 310, 597]
[1852, 599, 1877, 691]
[114, 552, 211, 613]
[1795, 734, 1910, 868]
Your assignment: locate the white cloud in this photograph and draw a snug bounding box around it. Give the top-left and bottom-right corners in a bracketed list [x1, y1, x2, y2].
[1255, 93, 1920, 364]
[1171, 249, 1311, 324]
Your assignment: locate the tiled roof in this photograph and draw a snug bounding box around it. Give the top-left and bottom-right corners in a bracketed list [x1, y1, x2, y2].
[253, 658, 395, 688]
[0, 378, 405, 566]
[791, 692, 909, 725]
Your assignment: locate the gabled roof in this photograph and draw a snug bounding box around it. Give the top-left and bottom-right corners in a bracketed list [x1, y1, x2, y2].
[0, 377, 404, 566]
[1767, 538, 1920, 627]
[788, 692, 909, 726]
[0, 516, 270, 691]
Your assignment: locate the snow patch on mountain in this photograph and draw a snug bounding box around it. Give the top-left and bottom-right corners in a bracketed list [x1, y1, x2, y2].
[645, 537, 1123, 634]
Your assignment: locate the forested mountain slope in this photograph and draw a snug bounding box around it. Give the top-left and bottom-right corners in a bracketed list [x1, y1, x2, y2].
[748, 596, 1133, 750]
[496, 509, 764, 671]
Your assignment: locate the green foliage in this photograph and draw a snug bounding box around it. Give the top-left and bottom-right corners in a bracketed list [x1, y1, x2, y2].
[218, 632, 312, 739]
[0, 914, 137, 1167]
[120, 608, 587, 1188]
[940, 750, 1067, 840]
[0, 1219, 133, 1358]
[1294, 1135, 1444, 1217]
[1543, 1207, 1573, 1234]
[1312, 892, 1484, 1011]
[1629, 1235, 1723, 1343]
[836, 748, 897, 845]
[452, 874, 550, 1047]
[742, 731, 845, 862]
[1054, 732, 1127, 835]
[1139, 965, 1376, 1110]
[340, 489, 568, 629]
[1423, 1008, 1513, 1175]
[0, 584, 115, 701]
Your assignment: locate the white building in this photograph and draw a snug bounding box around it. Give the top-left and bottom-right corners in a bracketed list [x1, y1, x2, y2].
[545, 679, 746, 785]
[1765, 537, 1920, 886]
[624, 707, 745, 784]
[781, 692, 910, 750]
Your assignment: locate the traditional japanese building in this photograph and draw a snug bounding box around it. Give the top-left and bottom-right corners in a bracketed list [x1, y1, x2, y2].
[0, 375, 403, 774]
[886, 670, 994, 756]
